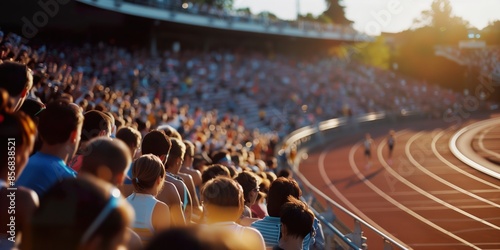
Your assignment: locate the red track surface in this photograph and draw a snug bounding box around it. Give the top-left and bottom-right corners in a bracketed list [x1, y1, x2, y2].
[298, 116, 500, 250]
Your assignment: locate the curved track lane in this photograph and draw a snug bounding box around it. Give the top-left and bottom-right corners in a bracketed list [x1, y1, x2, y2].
[298, 118, 500, 249]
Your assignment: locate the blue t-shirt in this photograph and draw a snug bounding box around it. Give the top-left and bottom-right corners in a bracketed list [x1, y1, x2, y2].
[17, 152, 77, 197]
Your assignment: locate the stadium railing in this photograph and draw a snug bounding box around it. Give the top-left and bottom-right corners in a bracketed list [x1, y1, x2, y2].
[78, 0, 369, 42]
[278, 112, 423, 250]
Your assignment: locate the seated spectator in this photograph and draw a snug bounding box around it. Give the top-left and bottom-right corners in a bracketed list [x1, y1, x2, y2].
[79, 137, 131, 186]
[211, 150, 237, 177]
[17, 100, 84, 197]
[251, 177, 324, 250]
[201, 176, 266, 250]
[25, 175, 133, 250]
[180, 140, 202, 199]
[234, 171, 260, 225]
[0, 61, 33, 111]
[147, 223, 270, 250]
[127, 154, 171, 245]
[141, 130, 186, 226]
[201, 164, 231, 185]
[70, 110, 112, 172]
[274, 196, 315, 250]
[0, 89, 38, 249]
[166, 138, 203, 222]
[78, 137, 142, 250]
[115, 126, 142, 187]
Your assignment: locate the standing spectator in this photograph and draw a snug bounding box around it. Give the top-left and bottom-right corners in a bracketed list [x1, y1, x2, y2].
[17, 100, 84, 197]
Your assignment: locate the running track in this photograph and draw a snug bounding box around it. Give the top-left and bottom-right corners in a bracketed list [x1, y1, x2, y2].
[297, 114, 500, 250]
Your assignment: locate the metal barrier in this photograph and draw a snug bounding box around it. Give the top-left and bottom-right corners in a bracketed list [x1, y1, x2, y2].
[280, 112, 421, 250]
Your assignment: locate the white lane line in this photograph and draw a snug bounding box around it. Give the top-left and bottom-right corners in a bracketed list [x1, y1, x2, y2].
[478, 126, 500, 159]
[317, 145, 406, 248]
[431, 129, 500, 190]
[350, 140, 481, 249]
[402, 132, 500, 229]
[450, 120, 500, 179]
[406, 132, 500, 208]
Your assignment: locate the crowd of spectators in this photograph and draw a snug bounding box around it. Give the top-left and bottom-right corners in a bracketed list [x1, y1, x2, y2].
[0, 26, 477, 249]
[436, 46, 500, 78]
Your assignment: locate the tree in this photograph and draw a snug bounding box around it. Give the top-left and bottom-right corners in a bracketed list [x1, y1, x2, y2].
[352, 36, 391, 70]
[322, 0, 352, 25]
[411, 0, 468, 44]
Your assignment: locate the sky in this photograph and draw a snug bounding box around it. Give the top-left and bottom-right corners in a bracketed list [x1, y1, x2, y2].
[233, 0, 500, 35]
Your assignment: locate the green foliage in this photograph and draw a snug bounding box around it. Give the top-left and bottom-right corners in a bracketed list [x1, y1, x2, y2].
[352, 36, 390, 70]
[481, 21, 500, 45]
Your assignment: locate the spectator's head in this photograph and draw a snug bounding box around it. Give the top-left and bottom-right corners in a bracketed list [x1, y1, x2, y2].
[201, 164, 231, 185]
[165, 137, 185, 173]
[234, 171, 260, 206]
[201, 176, 244, 223]
[81, 110, 112, 143]
[0, 61, 33, 111]
[182, 140, 195, 167]
[27, 175, 133, 250]
[131, 154, 166, 196]
[277, 168, 293, 179]
[0, 88, 36, 178]
[79, 137, 132, 186]
[141, 130, 171, 164]
[37, 100, 84, 156]
[267, 177, 301, 216]
[157, 124, 181, 139]
[280, 196, 314, 241]
[211, 150, 233, 168]
[116, 126, 142, 159]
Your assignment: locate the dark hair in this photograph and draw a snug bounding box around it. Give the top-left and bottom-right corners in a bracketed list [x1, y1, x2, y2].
[0, 88, 36, 173]
[234, 171, 259, 204]
[27, 176, 132, 250]
[267, 177, 301, 216]
[146, 226, 229, 250]
[183, 140, 195, 158]
[141, 130, 171, 158]
[280, 196, 314, 239]
[116, 126, 142, 150]
[79, 137, 132, 183]
[201, 164, 231, 185]
[132, 154, 165, 193]
[81, 110, 111, 142]
[211, 150, 230, 165]
[165, 137, 186, 170]
[37, 100, 83, 145]
[0, 61, 32, 97]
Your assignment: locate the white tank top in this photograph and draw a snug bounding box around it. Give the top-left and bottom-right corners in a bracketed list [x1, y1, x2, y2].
[126, 193, 158, 245]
